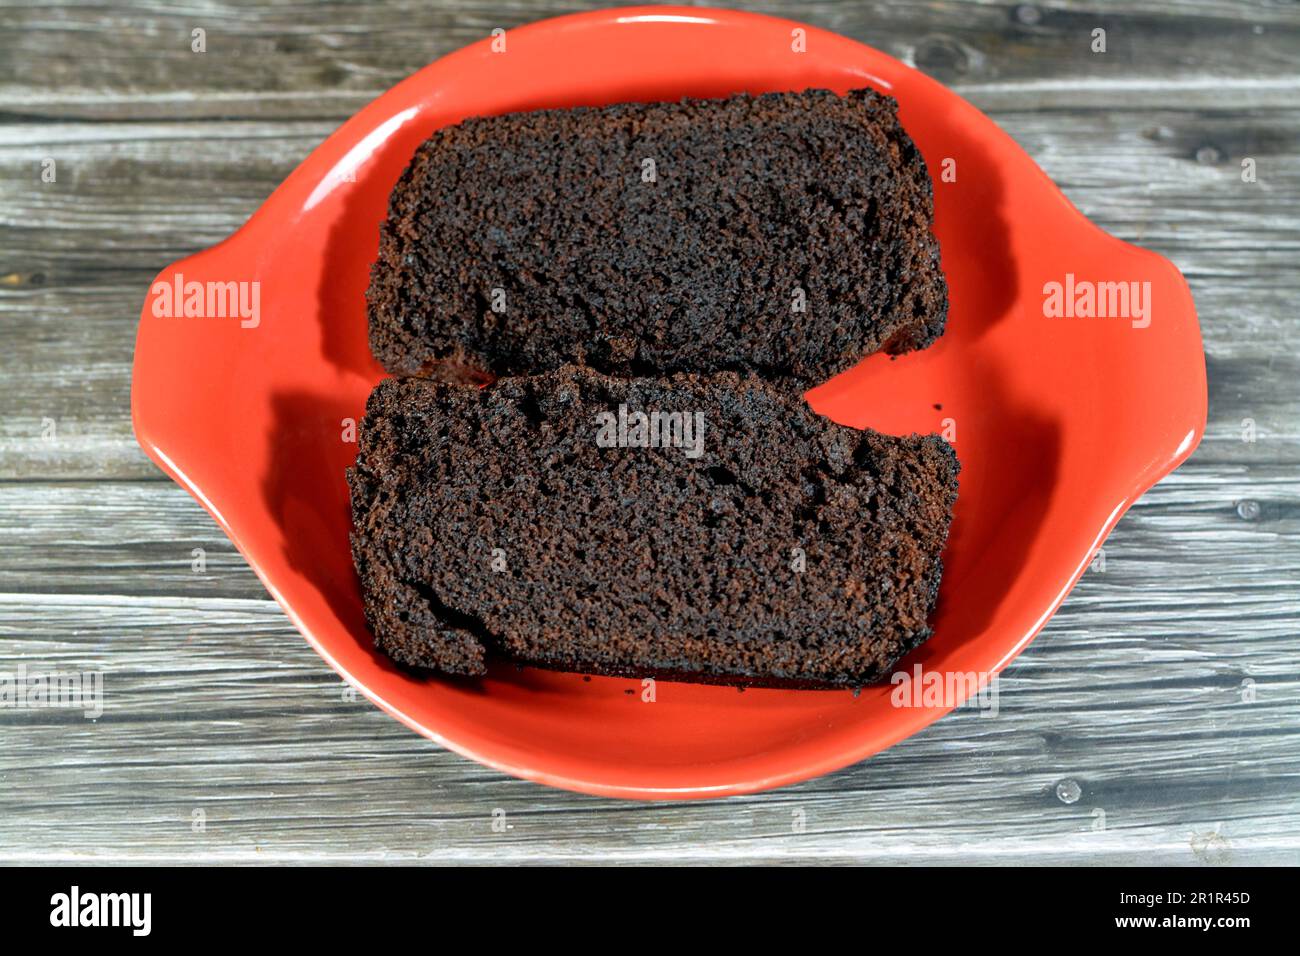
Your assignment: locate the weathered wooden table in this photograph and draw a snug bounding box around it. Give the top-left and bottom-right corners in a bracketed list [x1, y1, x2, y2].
[1, 1, 1296, 865]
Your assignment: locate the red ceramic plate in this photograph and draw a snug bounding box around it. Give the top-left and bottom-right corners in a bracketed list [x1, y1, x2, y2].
[132, 6, 1206, 798]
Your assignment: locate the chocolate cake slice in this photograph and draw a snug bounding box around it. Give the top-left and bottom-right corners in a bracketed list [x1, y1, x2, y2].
[367, 88, 947, 387]
[347, 366, 959, 686]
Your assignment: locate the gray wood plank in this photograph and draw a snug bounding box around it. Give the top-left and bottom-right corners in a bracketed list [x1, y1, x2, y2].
[1, 463, 1296, 863]
[1, 462, 1298, 601]
[1, 1, 1296, 121]
[2, 109, 1297, 478]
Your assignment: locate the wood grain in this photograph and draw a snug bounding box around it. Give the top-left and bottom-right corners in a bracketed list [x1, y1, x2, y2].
[0, 0, 1297, 864]
[2, 110, 1297, 478]
[1, 1, 1297, 120]
[2, 464, 1297, 864]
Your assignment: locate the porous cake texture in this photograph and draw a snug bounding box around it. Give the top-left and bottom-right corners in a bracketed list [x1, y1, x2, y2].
[347, 366, 959, 686]
[367, 88, 947, 387]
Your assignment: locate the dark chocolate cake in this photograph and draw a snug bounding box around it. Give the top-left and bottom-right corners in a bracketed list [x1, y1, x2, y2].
[347, 367, 959, 686]
[366, 88, 947, 387]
